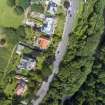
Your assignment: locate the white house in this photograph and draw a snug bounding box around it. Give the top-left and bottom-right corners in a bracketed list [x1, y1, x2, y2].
[41, 17, 55, 36]
[16, 44, 24, 55]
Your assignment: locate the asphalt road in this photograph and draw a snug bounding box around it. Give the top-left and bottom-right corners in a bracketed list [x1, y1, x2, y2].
[54, 0, 80, 73]
[31, 0, 80, 105]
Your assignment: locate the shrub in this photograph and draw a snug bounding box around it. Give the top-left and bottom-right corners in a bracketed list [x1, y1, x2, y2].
[16, 0, 30, 10]
[7, 0, 15, 7]
[14, 6, 24, 15]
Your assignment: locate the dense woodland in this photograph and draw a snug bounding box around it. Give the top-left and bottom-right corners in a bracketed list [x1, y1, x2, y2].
[64, 32, 105, 105]
[40, 0, 105, 105]
[7, 0, 30, 15]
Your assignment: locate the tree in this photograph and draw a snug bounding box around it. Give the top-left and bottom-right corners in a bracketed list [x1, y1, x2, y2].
[16, 0, 30, 10]
[14, 6, 24, 15]
[7, 0, 15, 7]
[63, 1, 70, 9]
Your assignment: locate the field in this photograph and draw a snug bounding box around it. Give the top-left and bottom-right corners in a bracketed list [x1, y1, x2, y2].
[0, 0, 23, 28]
[0, 28, 20, 76]
[0, 26, 27, 81]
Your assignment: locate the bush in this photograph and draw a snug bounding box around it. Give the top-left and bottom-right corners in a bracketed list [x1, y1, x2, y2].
[7, 0, 15, 7]
[0, 39, 6, 46]
[64, 1, 70, 9]
[14, 6, 24, 15]
[16, 0, 30, 10]
[31, 4, 44, 13]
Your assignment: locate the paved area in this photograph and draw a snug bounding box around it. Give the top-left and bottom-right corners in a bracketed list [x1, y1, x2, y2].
[32, 0, 80, 105]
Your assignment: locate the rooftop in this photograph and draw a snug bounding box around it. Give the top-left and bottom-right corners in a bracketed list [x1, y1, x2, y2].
[36, 36, 50, 50]
[16, 44, 24, 55]
[41, 17, 55, 36]
[18, 56, 36, 71]
[16, 79, 27, 96]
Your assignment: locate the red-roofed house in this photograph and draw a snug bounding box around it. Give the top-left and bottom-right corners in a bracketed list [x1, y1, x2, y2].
[36, 36, 50, 50]
[16, 79, 27, 96]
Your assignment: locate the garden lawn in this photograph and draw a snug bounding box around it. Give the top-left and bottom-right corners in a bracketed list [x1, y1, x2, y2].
[0, 0, 23, 28]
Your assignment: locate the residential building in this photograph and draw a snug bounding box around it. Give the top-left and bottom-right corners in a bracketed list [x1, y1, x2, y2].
[16, 79, 27, 96]
[41, 16, 55, 36]
[18, 55, 36, 71]
[36, 36, 50, 50]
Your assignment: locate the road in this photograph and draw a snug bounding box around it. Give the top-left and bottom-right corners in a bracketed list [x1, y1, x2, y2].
[31, 0, 80, 105]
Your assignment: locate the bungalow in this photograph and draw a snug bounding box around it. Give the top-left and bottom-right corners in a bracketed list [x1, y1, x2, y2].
[47, 1, 57, 15]
[36, 36, 50, 50]
[18, 55, 36, 71]
[16, 79, 27, 96]
[41, 17, 56, 36]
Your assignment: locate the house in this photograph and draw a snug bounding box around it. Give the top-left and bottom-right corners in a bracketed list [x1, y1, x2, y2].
[36, 36, 50, 50]
[47, 1, 57, 15]
[41, 17, 55, 36]
[16, 79, 27, 96]
[18, 55, 36, 71]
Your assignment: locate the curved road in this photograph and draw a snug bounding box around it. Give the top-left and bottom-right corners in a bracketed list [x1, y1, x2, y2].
[32, 0, 80, 105]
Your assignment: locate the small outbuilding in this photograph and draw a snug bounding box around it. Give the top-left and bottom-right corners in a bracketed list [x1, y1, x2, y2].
[16, 44, 24, 55]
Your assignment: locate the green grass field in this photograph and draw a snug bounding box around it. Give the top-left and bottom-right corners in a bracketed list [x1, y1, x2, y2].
[0, 28, 20, 77]
[0, 0, 23, 28]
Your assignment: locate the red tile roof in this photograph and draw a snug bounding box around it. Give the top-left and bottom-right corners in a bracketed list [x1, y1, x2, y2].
[16, 80, 27, 96]
[38, 36, 49, 49]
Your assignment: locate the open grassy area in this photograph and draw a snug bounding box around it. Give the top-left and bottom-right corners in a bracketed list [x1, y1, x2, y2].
[0, 0, 23, 28]
[0, 27, 21, 79]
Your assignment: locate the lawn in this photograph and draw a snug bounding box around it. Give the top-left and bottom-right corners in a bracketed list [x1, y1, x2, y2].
[0, 0, 23, 28]
[0, 28, 20, 80]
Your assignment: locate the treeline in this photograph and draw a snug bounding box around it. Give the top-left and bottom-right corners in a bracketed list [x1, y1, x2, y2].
[40, 0, 105, 105]
[7, 0, 30, 15]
